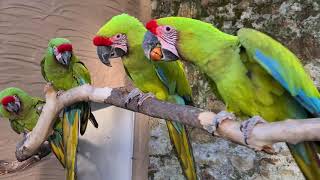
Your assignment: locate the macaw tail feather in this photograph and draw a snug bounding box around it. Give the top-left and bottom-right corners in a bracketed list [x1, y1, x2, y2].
[89, 111, 98, 128]
[166, 94, 197, 180]
[288, 142, 320, 180]
[63, 106, 80, 180]
[79, 102, 98, 135]
[166, 121, 197, 180]
[48, 130, 65, 168]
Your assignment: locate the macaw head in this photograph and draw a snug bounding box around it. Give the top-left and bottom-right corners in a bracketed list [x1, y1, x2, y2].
[93, 33, 128, 67]
[48, 38, 73, 67]
[143, 19, 180, 62]
[93, 14, 145, 67]
[1, 95, 21, 114]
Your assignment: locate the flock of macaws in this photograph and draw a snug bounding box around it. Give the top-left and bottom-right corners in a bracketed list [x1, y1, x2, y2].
[0, 13, 319, 180]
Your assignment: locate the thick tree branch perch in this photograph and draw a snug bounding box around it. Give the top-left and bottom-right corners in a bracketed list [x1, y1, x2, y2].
[15, 84, 320, 161]
[1, 142, 51, 175]
[0, 157, 40, 175]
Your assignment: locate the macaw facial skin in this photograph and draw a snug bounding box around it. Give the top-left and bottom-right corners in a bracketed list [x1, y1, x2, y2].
[143, 20, 180, 62]
[52, 43, 73, 66]
[1, 95, 21, 114]
[93, 34, 128, 66]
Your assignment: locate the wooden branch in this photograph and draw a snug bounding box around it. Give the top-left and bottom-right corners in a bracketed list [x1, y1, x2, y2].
[0, 157, 41, 175]
[15, 84, 320, 161]
[1, 142, 51, 175]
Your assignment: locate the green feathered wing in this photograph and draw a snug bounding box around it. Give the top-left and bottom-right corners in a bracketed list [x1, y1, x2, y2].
[152, 61, 197, 180]
[63, 61, 96, 180]
[238, 28, 320, 180]
[48, 121, 65, 168]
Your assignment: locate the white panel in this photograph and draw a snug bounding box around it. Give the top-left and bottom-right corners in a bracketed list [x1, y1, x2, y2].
[77, 106, 135, 180]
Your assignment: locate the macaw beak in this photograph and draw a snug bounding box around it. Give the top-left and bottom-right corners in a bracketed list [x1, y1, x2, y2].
[142, 31, 179, 62]
[59, 51, 72, 66]
[96, 45, 127, 67]
[7, 102, 20, 113]
[97, 46, 113, 67]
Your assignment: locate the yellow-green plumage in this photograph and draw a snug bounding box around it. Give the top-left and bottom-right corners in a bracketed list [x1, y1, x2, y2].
[41, 38, 97, 180]
[149, 17, 320, 179]
[96, 14, 197, 179]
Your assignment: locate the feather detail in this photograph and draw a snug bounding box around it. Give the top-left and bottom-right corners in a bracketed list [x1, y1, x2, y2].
[63, 106, 80, 180]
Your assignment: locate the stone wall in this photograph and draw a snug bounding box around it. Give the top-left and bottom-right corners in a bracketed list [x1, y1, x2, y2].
[148, 0, 320, 179]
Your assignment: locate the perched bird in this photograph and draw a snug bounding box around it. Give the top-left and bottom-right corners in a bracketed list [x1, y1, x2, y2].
[41, 38, 98, 180]
[0, 87, 65, 167]
[93, 14, 197, 180]
[142, 17, 320, 179]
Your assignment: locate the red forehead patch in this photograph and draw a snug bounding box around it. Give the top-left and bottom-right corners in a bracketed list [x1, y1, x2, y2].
[57, 44, 73, 53]
[93, 36, 113, 46]
[1, 96, 15, 106]
[146, 19, 158, 35]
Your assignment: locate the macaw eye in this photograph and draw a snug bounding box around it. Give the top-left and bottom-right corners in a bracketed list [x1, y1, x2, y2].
[165, 26, 171, 32]
[116, 34, 121, 39]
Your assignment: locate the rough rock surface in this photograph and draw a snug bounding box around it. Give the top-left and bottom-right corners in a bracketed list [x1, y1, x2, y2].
[148, 0, 320, 179]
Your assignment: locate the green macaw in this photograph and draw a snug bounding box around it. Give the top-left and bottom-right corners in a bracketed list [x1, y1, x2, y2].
[41, 38, 98, 180]
[93, 14, 197, 180]
[0, 87, 65, 167]
[142, 17, 320, 179]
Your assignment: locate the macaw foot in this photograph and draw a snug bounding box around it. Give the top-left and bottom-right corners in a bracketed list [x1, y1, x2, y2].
[22, 131, 29, 139]
[124, 88, 155, 108]
[124, 88, 142, 107]
[36, 141, 51, 159]
[56, 90, 64, 97]
[44, 82, 53, 93]
[36, 105, 43, 114]
[211, 111, 235, 135]
[137, 92, 155, 107]
[240, 116, 267, 145]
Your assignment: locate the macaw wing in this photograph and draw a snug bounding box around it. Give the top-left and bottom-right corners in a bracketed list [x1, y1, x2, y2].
[238, 28, 320, 179]
[32, 97, 45, 110]
[9, 120, 24, 134]
[72, 61, 91, 85]
[238, 28, 320, 116]
[72, 61, 98, 135]
[154, 61, 197, 179]
[40, 57, 48, 82]
[123, 65, 133, 81]
[154, 61, 193, 105]
[48, 128, 65, 168]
